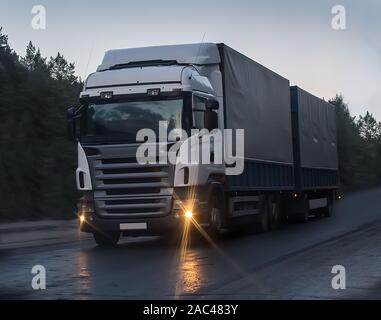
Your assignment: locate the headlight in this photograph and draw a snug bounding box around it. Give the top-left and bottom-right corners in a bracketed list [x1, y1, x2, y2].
[184, 210, 193, 219]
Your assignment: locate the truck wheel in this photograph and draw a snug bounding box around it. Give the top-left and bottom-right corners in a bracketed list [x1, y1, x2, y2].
[93, 231, 120, 247]
[293, 211, 309, 223]
[268, 194, 281, 230]
[323, 193, 334, 218]
[288, 194, 309, 223]
[256, 195, 269, 233]
[208, 195, 224, 239]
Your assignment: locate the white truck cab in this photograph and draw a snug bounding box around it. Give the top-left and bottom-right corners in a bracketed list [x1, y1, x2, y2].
[69, 44, 227, 246]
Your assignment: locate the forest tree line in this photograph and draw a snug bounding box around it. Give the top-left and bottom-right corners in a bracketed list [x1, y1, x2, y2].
[0, 29, 380, 221]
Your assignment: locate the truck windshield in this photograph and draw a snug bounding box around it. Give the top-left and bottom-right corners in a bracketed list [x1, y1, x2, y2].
[81, 96, 189, 143]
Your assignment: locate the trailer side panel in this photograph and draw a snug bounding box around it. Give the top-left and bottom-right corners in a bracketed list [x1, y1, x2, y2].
[290, 86, 338, 190]
[218, 44, 294, 191]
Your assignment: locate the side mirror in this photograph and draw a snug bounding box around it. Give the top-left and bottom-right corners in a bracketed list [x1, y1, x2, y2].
[205, 110, 218, 131]
[206, 99, 219, 110]
[66, 107, 79, 141]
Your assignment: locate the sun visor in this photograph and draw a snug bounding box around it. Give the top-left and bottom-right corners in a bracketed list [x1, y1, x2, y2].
[97, 43, 221, 71]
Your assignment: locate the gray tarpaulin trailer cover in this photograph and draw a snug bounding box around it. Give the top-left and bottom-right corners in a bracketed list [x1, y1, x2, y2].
[290, 86, 338, 189]
[217, 44, 295, 191]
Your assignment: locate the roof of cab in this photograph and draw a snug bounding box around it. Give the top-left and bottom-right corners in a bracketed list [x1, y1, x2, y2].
[86, 65, 186, 89]
[97, 43, 221, 71]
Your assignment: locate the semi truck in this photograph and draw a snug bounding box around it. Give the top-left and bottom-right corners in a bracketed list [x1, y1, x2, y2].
[67, 43, 338, 246]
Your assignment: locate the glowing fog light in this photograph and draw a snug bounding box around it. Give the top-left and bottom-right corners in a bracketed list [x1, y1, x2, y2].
[185, 210, 193, 219]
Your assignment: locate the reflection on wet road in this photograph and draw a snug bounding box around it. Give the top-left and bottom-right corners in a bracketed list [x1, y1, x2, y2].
[1, 188, 381, 299]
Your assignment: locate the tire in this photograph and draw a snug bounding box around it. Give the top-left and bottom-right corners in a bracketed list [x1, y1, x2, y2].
[93, 231, 120, 247]
[207, 195, 224, 240]
[323, 193, 334, 218]
[256, 195, 269, 233]
[268, 194, 281, 230]
[293, 211, 309, 223]
[288, 194, 309, 223]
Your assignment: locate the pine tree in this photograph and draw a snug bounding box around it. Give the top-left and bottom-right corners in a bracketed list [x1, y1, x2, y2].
[21, 41, 48, 72]
[357, 111, 381, 141]
[49, 53, 78, 84]
[0, 27, 11, 54]
[21, 41, 36, 70]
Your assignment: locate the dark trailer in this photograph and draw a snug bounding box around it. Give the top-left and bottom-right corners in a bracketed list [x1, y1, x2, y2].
[290, 86, 338, 190]
[214, 44, 338, 222]
[289, 86, 338, 220]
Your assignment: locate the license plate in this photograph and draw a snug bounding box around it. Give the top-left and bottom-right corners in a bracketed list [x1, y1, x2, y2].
[120, 223, 147, 231]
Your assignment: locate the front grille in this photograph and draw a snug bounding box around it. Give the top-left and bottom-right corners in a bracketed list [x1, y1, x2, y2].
[90, 155, 173, 218]
[94, 158, 170, 191]
[102, 167, 161, 175]
[96, 196, 171, 218]
[103, 177, 162, 185]
[101, 157, 139, 164]
[105, 188, 162, 196]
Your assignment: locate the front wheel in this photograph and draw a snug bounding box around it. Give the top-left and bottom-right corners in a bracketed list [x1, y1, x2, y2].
[207, 195, 225, 239]
[93, 231, 120, 247]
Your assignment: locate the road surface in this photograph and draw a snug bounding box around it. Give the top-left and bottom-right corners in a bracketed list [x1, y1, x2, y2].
[1, 188, 381, 299]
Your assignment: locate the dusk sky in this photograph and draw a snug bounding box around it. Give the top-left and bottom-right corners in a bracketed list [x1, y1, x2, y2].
[1, 0, 380, 119]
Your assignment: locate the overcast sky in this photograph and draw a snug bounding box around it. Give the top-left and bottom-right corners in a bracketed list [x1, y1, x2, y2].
[1, 0, 380, 119]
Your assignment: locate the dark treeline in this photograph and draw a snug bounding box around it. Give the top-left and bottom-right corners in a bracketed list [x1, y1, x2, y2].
[0, 29, 380, 221]
[331, 95, 381, 191]
[0, 29, 82, 221]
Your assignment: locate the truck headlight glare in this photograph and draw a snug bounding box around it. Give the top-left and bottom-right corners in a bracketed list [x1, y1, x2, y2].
[185, 210, 193, 219]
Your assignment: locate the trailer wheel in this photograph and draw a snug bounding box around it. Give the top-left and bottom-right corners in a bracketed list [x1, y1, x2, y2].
[293, 210, 309, 223]
[256, 195, 269, 233]
[268, 194, 281, 230]
[93, 231, 120, 247]
[322, 192, 334, 218]
[288, 194, 309, 223]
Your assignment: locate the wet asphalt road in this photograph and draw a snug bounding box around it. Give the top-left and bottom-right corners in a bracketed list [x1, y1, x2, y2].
[1, 188, 381, 299]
